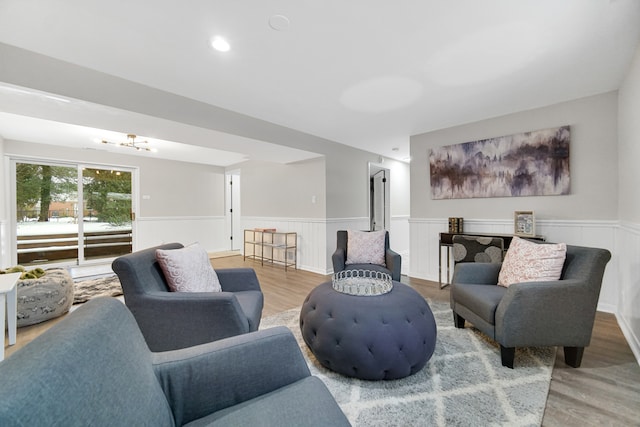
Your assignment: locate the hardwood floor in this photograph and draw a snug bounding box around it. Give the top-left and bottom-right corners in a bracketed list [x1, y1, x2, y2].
[5, 255, 640, 426]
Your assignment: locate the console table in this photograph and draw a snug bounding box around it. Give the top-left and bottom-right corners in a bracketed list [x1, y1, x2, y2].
[244, 229, 297, 271]
[439, 232, 545, 288]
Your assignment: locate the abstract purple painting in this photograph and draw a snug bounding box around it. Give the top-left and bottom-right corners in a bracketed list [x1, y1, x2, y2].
[429, 126, 570, 199]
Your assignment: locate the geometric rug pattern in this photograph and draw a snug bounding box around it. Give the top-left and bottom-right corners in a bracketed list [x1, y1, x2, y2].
[260, 299, 555, 426]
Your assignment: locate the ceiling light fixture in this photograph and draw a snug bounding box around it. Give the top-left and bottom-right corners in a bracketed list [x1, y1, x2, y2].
[268, 14, 290, 31]
[211, 36, 231, 52]
[101, 134, 156, 152]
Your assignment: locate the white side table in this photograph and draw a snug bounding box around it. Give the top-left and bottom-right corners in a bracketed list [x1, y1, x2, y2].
[1, 272, 21, 362]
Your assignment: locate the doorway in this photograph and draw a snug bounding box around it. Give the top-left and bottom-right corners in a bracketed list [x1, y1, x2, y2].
[369, 163, 390, 231]
[225, 170, 242, 251]
[13, 159, 134, 266]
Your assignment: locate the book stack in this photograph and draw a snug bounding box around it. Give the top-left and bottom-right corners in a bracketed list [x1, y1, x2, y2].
[448, 217, 464, 233]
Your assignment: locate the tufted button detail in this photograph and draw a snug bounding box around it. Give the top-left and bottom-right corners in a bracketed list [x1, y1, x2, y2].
[300, 280, 437, 380]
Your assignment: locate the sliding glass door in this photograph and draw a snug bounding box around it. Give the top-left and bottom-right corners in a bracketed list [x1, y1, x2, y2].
[82, 167, 133, 261]
[14, 160, 133, 266]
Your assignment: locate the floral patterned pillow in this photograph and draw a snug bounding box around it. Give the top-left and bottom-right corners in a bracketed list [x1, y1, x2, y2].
[345, 230, 386, 266]
[498, 236, 566, 287]
[156, 243, 222, 292]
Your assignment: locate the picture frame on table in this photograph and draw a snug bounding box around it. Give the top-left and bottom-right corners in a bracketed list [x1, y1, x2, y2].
[514, 211, 535, 237]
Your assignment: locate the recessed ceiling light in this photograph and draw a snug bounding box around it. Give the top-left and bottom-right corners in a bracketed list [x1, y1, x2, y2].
[211, 36, 230, 52]
[269, 14, 290, 31]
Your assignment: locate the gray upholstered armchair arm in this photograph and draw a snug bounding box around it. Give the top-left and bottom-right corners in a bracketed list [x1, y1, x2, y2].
[129, 291, 251, 351]
[496, 279, 598, 347]
[152, 326, 311, 426]
[385, 248, 402, 280]
[452, 262, 502, 285]
[216, 268, 261, 292]
[332, 248, 346, 272]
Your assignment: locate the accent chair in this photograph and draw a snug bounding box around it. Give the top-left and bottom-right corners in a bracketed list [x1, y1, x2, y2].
[332, 230, 402, 281]
[0, 298, 350, 426]
[450, 244, 611, 368]
[112, 243, 263, 352]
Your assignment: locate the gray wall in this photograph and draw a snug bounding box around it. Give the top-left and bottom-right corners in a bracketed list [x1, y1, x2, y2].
[617, 43, 640, 361]
[237, 145, 411, 220]
[325, 147, 411, 219]
[2, 140, 226, 218]
[410, 92, 619, 221]
[238, 157, 326, 218]
[619, 46, 640, 223]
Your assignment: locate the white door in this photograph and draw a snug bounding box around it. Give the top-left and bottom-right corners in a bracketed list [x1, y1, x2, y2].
[369, 167, 390, 231]
[372, 171, 386, 231]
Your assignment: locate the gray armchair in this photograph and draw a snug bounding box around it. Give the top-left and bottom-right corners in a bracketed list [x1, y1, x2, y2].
[332, 230, 402, 281]
[112, 243, 263, 352]
[0, 298, 350, 426]
[450, 244, 611, 368]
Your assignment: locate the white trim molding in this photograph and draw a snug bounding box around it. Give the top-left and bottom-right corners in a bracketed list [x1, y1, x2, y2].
[239, 216, 411, 275]
[615, 221, 640, 365]
[409, 217, 619, 309]
[409, 217, 640, 365]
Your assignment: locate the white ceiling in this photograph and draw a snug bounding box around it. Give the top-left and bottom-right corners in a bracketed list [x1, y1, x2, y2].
[0, 0, 639, 166]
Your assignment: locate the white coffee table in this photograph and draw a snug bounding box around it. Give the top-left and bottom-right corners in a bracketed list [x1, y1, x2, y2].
[1, 272, 21, 361]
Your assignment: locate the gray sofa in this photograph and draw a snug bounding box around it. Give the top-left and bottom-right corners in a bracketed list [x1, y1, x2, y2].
[451, 244, 611, 368]
[0, 298, 351, 426]
[113, 243, 264, 351]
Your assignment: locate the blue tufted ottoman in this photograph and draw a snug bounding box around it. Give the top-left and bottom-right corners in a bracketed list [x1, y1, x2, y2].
[299, 281, 437, 380]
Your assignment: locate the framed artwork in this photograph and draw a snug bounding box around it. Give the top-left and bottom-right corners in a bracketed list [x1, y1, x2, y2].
[429, 126, 570, 199]
[514, 211, 535, 237]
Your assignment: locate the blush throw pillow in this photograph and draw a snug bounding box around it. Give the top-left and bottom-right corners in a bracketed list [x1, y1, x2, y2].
[497, 236, 567, 287]
[155, 243, 222, 292]
[345, 230, 386, 266]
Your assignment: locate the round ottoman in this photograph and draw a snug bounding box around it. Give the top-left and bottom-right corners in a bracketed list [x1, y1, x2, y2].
[299, 281, 437, 380]
[16, 268, 74, 327]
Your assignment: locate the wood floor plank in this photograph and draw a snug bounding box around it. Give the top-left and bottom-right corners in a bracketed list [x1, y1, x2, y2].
[5, 255, 640, 425]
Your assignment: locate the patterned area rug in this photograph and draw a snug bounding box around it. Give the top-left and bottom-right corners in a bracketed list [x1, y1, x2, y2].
[260, 300, 554, 427]
[73, 275, 123, 304]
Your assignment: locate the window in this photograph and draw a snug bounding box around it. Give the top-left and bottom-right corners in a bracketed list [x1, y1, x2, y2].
[14, 160, 134, 266]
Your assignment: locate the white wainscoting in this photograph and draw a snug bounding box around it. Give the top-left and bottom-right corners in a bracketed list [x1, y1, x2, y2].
[325, 218, 371, 275]
[616, 221, 640, 364]
[136, 216, 227, 252]
[239, 216, 412, 275]
[242, 217, 332, 275]
[390, 215, 410, 275]
[409, 218, 619, 311]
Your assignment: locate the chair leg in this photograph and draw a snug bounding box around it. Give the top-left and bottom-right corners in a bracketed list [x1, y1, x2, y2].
[453, 313, 465, 328]
[500, 345, 515, 369]
[564, 346, 585, 368]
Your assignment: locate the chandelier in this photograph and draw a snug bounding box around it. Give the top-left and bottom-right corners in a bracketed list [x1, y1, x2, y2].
[101, 134, 155, 152]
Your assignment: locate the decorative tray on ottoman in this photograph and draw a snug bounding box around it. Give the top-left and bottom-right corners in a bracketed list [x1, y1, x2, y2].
[331, 270, 393, 296]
